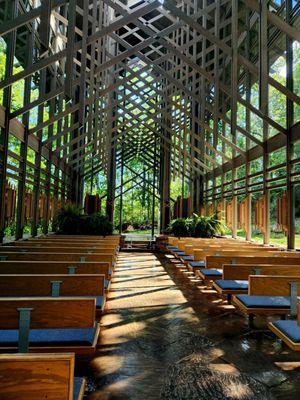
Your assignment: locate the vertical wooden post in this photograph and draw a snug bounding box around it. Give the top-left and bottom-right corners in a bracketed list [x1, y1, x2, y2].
[231, 0, 238, 239]
[286, 0, 294, 249]
[15, 23, 34, 240]
[259, 0, 270, 245]
[160, 80, 171, 232]
[0, 0, 18, 242]
[151, 137, 157, 239]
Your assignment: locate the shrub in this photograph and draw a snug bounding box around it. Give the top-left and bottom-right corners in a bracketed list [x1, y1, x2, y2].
[169, 212, 225, 238]
[169, 218, 190, 237]
[54, 205, 82, 234]
[54, 206, 113, 236]
[194, 213, 225, 238]
[83, 214, 113, 236]
[185, 213, 200, 237]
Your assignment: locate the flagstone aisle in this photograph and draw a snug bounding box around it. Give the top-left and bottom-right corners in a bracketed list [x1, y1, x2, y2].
[88, 252, 300, 400]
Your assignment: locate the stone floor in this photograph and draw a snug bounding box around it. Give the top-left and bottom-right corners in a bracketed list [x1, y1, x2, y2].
[86, 251, 300, 399]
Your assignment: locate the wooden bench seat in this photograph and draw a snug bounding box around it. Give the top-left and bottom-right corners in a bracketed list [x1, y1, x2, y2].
[182, 242, 278, 252]
[232, 276, 300, 326]
[0, 252, 115, 266]
[11, 241, 119, 253]
[0, 274, 106, 311]
[205, 253, 300, 268]
[269, 320, 300, 351]
[168, 246, 274, 264]
[42, 234, 120, 243]
[194, 249, 289, 262]
[196, 256, 300, 282]
[0, 297, 99, 354]
[1, 246, 117, 258]
[0, 353, 85, 399]
[269, 300, 300, 351]
[167, 237, 237, 245]
[180, 248, 281, 266]
[0, 261, 112, 290]
[213, 264, 300, 300]
[2, 244, 117, 254]
[0, 260, 111, 278]
[18, 240, 118, 247]
[0, 246, 117, 265]
[169, 245, 283, 262]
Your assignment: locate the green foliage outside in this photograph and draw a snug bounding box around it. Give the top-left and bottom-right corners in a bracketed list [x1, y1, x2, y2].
[84, 160, 159, 231]
[1, 37, 300, 245]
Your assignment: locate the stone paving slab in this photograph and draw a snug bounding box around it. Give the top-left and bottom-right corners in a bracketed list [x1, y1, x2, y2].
[87, 252, 300, 400]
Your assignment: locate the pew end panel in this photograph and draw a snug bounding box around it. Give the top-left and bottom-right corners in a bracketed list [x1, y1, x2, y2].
[268, 300, 300, 351]
[0, 353, 86, 399]
[268, 321, 300, 351]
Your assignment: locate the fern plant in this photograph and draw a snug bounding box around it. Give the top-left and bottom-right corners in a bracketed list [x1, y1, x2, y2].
[54, 205, 82, 234]
[194, 212, 225, 238]
[169, 212, 225, 238]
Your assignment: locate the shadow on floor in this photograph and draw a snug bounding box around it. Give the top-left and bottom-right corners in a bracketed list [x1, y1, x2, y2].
[81, 251, 300, 400]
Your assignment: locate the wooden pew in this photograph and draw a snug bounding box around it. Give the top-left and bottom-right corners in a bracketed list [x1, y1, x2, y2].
[167, 237, 235, 245]
[28, 235, 120, 249]
[1, 245, 117, 256]
[0, 252, 115, 266]
[0, 261, 112, 290]
[0, 274, 106, 311]
[196, 255, 300, 282]
[0, 297, 99, 354]
[169, 239, 242, 252]
[195, 249, 287, 262]
[170, 240, 280, 256]
[43, 235, 120, 243]
[207, 254, 300, 269]
[168, 241, 284, 271]
[0, 353, 85, 399]
[232, 275, 300, 327]
[269, 300, 300, 351]
[11, 241, 118, 252]
[167, 237, 254, 250]
[7, 239, 118, 245]
[0, 260, 110, 277]
[177, 246, 281, 265]
[171, 245, 270, 258]
[213, 264, 300, 301]
[168, 243, 268, 261]
[184, 244, 279, 256]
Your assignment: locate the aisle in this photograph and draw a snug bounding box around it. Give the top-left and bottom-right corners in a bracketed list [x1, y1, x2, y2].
[89, 252, 300, 400]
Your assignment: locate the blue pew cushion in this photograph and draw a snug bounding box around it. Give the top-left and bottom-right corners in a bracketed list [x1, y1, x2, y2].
[167, 246, 178, 250]
[74, 377, 84, 400]
[0, 327, 97, 346]
[272, 320, 300, 343]
[236, 295, 290, 308]
[181, 255, 194, 261]
[199, 268, 222, 277]
[105, 279, 110, 290]
[215, 280, 248, 290]
[189, 261, 205, 268]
